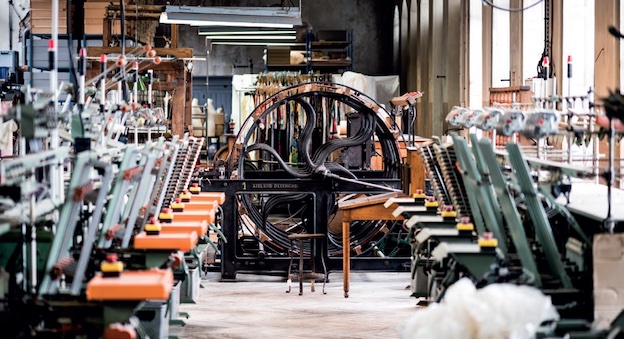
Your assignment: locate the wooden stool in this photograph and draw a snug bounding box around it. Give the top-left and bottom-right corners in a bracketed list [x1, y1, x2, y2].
[286, 233, 327, 295]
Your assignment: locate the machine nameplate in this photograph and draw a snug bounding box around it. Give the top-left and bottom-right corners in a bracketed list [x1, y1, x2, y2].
[249, 183, 300, 190]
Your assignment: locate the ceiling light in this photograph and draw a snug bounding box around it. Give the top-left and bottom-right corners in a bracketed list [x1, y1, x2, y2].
[160, 6, 302, 28]
[199, 28, 297, 36]
[209, 41, 305, 46]
[206, 35, 296, 40]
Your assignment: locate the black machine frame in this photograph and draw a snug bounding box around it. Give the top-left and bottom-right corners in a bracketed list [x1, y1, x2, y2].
[201, 174, 409, 281]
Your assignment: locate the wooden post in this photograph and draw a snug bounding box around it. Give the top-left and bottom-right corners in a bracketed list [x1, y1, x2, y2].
[482, 4, 493, 108]
[552, 0, 563, 99]
[407, 0, 418, 93]
[401, 0, 411, 93]
[416, 0, 430, 138]
[407, 147, 426, 193]
[185, 69, 192, 135]
[171, 24, 179, 49]
[460, 0, 470, 107]
[430, 0, 445, 136]
[594, 0, 620, 98]
[446, 0, 463, 112]
[103, 16, 111, 47]
[595, 0, 621, 186]
[172, 72, 186, 136]
[509, 0, 523, 86]
[342, 215, 350, 298]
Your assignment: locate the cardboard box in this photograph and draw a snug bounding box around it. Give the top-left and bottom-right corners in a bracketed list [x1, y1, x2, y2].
[266, 47, 291, 66]
[30, 0, 68, 34]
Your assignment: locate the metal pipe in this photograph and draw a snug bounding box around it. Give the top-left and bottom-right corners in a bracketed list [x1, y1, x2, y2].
[606, 118, 615, 232]
[8, 0, 13, 50]
[21, 27, 29, 73]
[30, 194, 37, 293]
[50, 0, 62, 204]
[147, 69, 153, 108]
[132, 60, 138, 104]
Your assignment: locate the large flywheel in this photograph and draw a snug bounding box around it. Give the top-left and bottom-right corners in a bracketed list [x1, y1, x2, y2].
[225, 82, 403, 257]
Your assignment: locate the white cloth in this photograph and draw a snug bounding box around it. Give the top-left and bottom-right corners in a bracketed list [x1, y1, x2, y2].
[372, 75, 400, 107]
[231, 74, 259, 135]
[0, 119, 18, 157]
[333, 72, 400, 107]
[341, 71, 374, 99]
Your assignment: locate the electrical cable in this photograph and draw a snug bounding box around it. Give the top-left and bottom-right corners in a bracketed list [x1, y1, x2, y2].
[481, 0, 544, 12]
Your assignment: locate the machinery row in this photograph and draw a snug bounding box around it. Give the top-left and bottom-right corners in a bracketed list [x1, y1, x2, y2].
[187, 79, 624, 337]
[390, 92, 624, 337]
[0, 45, 226, 338]
[4, 40, 624, 337]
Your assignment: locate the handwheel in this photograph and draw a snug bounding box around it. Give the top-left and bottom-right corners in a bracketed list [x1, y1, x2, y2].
[227, 82, 405, 257]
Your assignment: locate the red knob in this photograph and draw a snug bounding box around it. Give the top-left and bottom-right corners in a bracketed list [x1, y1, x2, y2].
[106, 253, 118, 263]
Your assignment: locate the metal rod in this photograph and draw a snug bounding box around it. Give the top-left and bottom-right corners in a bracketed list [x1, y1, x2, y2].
[20, 223, 27, 292]
[50, 0, 62, 205]
[30, 194, 37, 293]
[606, 117, 615, 232]
[328, 173, 402, 193]
[8, 0, 13, 50]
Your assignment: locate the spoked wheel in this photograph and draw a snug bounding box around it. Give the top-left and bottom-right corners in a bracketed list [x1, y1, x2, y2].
[227, 82, 405, 257]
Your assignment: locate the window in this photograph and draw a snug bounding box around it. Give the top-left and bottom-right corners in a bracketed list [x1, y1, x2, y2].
[522, 0, 545, 81]
[491, 0, 511, 87]
[393, 5, 400, 73]
[469, 0, 483, 107]
[562, 0, 594, 96]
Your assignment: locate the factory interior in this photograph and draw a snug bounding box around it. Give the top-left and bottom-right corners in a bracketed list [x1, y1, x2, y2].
[2, 0, 624, 338]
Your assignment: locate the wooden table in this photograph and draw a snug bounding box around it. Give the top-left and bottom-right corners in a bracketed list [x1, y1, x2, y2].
[338, 193, 404, 297]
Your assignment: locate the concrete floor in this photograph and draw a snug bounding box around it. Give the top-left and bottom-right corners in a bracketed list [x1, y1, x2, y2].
[174, 272, 418, 339]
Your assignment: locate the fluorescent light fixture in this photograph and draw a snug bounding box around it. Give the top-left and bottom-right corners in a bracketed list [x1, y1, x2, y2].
[207, 35, 296, 40]
[209, 41, 305, 46]
[199, 28, 297, 36]
[192, 20, 294, 28]
[160, 6, 302, 28]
